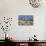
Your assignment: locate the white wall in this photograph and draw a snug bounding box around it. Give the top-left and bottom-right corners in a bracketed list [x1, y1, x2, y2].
[0, 0, 46, 40]
[44, 16, 46, 40]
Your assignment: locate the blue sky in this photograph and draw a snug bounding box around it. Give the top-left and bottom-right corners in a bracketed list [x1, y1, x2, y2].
[18, 15, 33, 20]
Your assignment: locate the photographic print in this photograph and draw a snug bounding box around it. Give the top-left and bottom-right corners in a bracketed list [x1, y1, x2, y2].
[18, 15, 33, 25]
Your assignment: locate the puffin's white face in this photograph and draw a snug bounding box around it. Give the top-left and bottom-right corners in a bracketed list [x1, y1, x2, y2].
[29, 0, 42, 8]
